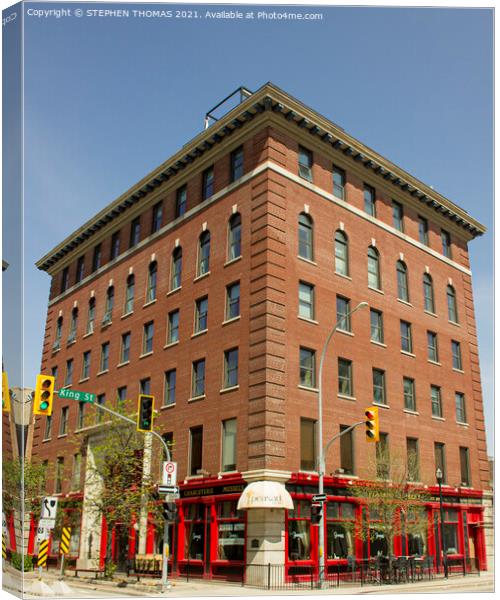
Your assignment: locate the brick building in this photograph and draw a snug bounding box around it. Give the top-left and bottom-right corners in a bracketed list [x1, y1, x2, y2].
[30, 83, 491, 578]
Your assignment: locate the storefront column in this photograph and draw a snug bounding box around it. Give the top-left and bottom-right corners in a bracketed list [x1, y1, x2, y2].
[246, 509, 286, 566]
[482, 491, 493, 570]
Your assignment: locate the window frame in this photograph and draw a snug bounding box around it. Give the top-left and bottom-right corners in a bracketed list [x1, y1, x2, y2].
[418, 216, 429, 246]
[100, 342, 110, 372]
[225, 282, 240, 321]
[175, 185, 187, 218]
[151, 201, 163, 234]
[298, 213, 314, 261]
[142, 321, 154, 355]
[392, 200, 404, 232]
[194, 297, 209, 334]
[197, 231, 211, 276]
[364, 184, 376, 217]
[192, 359, 206, 398]
[396, 260, 409, 302]
[427, 331, 439, 362]
[299, 281, 315, 320]
[403, 377, 416, 412]
[230, 146, 244, 182]
[338, 358, 353, 397]
[170, 247, 183, 290]
[332, 165, 346, 200]
[167, 309, 180, 344]
[299, 347, 317, 389]
[202, 166, 214, 200]
[372, 368, 386, 405]
[120, 332, 131, 364]
[370, 309, 384, 344]
[455, 392, 467, 424]
[451, 340, 463, 370]
[423, 273, 435, 313]
[368, 246, 381, 290]
[400, 320, 413, 353]
[221, 418, 237, 472]
[298, 146, 313, 182]
[334, 230, 349, 276]
[124, 274, 135, 315]
[228, 213, 242, 261]
[129, 216, 141, 248]
[223, 348, 239, 389]
[164, 369, 177, 407]
[336, 295, 351, 332]
[300, 418, 317, 471]
[431, 385, 443, 418]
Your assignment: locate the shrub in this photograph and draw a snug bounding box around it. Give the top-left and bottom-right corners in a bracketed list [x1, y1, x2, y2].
[11, 552, 34, 571]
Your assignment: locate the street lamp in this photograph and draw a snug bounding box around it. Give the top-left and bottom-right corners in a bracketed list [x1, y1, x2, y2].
[436, 467, 448, 578]
[317, 301, 369, 587]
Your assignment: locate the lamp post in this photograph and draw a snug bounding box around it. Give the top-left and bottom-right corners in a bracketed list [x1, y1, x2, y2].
[317, 301, 369, 587]
[436, 467, 448, 578]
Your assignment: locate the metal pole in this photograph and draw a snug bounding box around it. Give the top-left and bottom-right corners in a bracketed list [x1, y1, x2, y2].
[162, 518, 170, 591]
[438, 478, 448, 578]
[317, 301, 368, 588]
[60, 553, 65, 579]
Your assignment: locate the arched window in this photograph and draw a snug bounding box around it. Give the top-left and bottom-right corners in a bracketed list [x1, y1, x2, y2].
[447, 285, 458, 323]
[103, 287, 114, 325]
[68, 307, 78, 343]
[334, 230, 349, 276]
[146, 262, 157, 303]
[396, 261, 409, 302]
[367, 247, 381, 290]
[53, 316, 63, 350]
[171, 247, 182, 290]
[298, 213, 313, 260]
[124, 274, 135, 315]
[423, 274, 435, 313]
[86, 299, 95, 335]
[198, 231, 211, 276]
[228, 214, 242, 261]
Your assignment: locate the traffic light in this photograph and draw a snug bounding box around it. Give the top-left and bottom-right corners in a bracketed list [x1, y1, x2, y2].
[2, 372, 11, 413]
[311, 503, 322, 525]
[163, 502, 177, 522]
[137, 394, 154, 432]
[33, 374, 55, 416]
[365, 406, 379, 442]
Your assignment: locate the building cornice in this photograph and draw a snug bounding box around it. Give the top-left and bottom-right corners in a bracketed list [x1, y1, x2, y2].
[36, 82, 486, 272]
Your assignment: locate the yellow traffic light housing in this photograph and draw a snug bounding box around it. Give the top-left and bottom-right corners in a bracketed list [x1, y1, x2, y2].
[137, 394, 154, 432]
[365, 406, 379, 442]
[2, 372, 11, 413]
[33, 375, 55, 416]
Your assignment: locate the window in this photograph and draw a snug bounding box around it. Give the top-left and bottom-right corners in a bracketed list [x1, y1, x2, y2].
[406, 438, 419, 481]
[340, 425, 354, 475]
[372, 369, 386, 405]
[64, 360, 73, 386]
[171, 247, 182, 290]
[92, 244, 102, 272]
[142, 322, 154, 354]
[164, 370, 176, 406]
[451, 341, 463, 370]
[110, 230, 120, 260]
[202, 166, 214, 200]
[146, 262, 157, 303]
[189, 426, 203, 475]
[370, 309, 384, 344]
[55, 457, 64, 493]
[71, 454, 82, 491]
[140, 378, 151, 395]
[59, 407, 69, 436]
[299, 282, 315, 320]
[338, 358, 353, 397]
[455, 392, 467, 424]
[326, 502, 355, 560]
[222, 419, 237, 472]
[117, 386, 127, 408]
[300, 418, 316, 471]
[167, 310, 179, 344]
[197, 231, 210, 276]
[53, 317, 63, 350]
[102, 287, 114, 326]
[96, 394, 105, 424]
[223, 348, 239, 388]
[298, 213, 313, 260]
[418, 217, 429, 246]
[120, 332, 131, 364]
[332, 165, 345, 200]
[44, 416, 52, 440]
[396, 261, 409, 302]
[68, 308, 78, 343]
[427, 331, 439, 362]
[367, 246, 381, 289]
[51, 366, 58, 383]
[81, 351, 91, 379]
[364, 184, 376, 216]
[441, 229, 452, 258]
[434, 442, 446, 483]
[228, 213, 242, 261]
[460, 447, 470, 486]
[299, 347, 316, 388]
[400, 320, 413, 353]
[336, 296, 351, 332]
[77, 401, 85, 429]
[298, 146, 313, 181]
[192, 359, 206, 398]
[85, 299, 95, 335]
[392, 201, 404, 231]
[288, 501, 312, 561]
[423, 273, 435, 313]
[61, 267, 70, 293]
[431, 385, 442, 418]
[334, 230, 349, 276]
[226, 282, 240, 320]
[194, 297, 208, 333]
[100, 342, 109, 372]
[129, 217, 141, 248]
[151, 201, 163, 234]
[175, 185, 187, 218]
[76, 256, 85, 283]
[230, 146, 244, 181]
[376, 433, 389, 479]
[447, 285, 458, 323]
[124, 274, 135, 314]
[403, 377, 416, 411]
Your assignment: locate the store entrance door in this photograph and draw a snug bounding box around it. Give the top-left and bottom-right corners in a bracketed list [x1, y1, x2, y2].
[115, 525, 129, 572]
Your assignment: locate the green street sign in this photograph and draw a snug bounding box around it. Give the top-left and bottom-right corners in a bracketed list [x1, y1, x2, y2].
[58, 388, 96, 403]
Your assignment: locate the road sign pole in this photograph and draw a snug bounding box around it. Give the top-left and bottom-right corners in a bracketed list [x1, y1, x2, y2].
[60, 553, 65, 579]
[162, 518, 170, 590]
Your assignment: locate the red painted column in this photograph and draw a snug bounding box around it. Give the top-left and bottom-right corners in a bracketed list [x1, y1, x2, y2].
[145, 515, 155, 554]
[8, 512, 17, 551]
[99, 516, 108, 570]
[27, 513, 36, 555]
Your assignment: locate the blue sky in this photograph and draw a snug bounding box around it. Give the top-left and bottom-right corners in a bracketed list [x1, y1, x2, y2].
[3, 3, 494, 450]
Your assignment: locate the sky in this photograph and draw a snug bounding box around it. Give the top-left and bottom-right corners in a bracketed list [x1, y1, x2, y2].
[2, 2, 494, 451]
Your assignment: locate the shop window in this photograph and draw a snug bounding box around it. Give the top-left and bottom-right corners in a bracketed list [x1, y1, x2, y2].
[407, 531, 427, 556]
[326, 502, 355, 559]
[184, 503, 205, 560]
[216, 500, 245, 561]
[443, 509, 459, 554]
[287, 500, 311, 561]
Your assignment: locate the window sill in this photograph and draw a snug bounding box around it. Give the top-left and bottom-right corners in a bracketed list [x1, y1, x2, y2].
[424, 310, 438, 318]
[57, 434, 68, 439]
[194, 271, 210, 282]
[188, 395, 206, 403]
[297, 256, 317, 266]
[101, 321, 112, 330]
[67, 340, 76, 347]
[397, 299, 413, 307]
[370, 340, 387, 348]
[139, 352, 153, 359]
[62, 384, 72, 389]
[164, 340, 179, 349]
[297, 315, 318, 325]
[373, 402, 389, 410]
[448, 320, 460, 327]
[298, 384, 319, 393]
[334, 272, 352, 281]
[82, 332, 94, 339]
[51, 347, 61, 354]
[368, 286, 384, 295]
[452, 368, 465, 374]
[143, 299, 157, 308]
[432, 416, 445, 422]
[79, 377, 90, 384]
[403, 409, 419, 416]
[428, 360, 441, 367]
[117, 361, 130, 369]
[121, 311, 134, 320]
[223, 316, 241, 326]
[337, 329, 354, 337]
[42, 438, 52, 443]
[161, 403, 176, 410]
[456, 421, 469, 427]
[400, 350, 416, 358]
[167, 286, 181, 296]
[338, 394, 356, 402]
[191, 330, 208, 339]
[220, 385, 239, 394]
[96, 370, 109, 377]
[224, 256, 242, 268]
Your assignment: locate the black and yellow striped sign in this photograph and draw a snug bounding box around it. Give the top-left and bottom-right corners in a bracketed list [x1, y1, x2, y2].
[60, 527, 71, 555]
[2, 535, 6, 559]
[37, 539, 49, 567]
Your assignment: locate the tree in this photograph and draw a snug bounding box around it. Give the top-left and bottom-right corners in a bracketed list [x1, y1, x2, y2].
[2, 458, 47, 520]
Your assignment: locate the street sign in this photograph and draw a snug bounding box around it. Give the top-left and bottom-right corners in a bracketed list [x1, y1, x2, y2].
[162, 461, 177, 487]
[58, 388, 96, 403]
[60, 527, 71, 554]
[312, 494, 327, 503]
[2, 512, 8, 540]
[158, 485, 179, 495]
[37, 539, 49, 567]
[36, 526, 51, 542]
[39, 518, 56, 529]
[41, 496, 58, 520]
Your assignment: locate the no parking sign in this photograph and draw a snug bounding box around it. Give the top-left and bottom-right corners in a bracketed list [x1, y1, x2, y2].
[162, 461, 177, 486]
